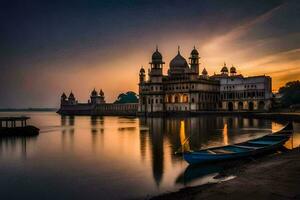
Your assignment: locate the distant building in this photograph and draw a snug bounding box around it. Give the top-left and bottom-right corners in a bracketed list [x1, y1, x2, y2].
[58, 89, 138, 116]
[138, 47, 272, 115]
[211, 63, 272, 111]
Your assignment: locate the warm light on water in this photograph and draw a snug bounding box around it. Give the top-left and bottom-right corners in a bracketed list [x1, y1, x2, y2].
[0, 112, 299, 199]
[223, 123, 229, 145]
[179, 120, 190, 153]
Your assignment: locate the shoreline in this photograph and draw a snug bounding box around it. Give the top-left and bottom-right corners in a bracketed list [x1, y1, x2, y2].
[150, 147, 300, 200]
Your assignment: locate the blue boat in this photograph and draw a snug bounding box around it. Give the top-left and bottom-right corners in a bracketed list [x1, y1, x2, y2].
[183, 122, 293, 165]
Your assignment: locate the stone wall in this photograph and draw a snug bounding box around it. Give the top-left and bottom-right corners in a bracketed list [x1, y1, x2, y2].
[58, 103, 138, 116]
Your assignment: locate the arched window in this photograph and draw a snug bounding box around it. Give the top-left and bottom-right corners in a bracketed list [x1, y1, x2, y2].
[175, 95, 179, 103]
[168, 95, 172, 103]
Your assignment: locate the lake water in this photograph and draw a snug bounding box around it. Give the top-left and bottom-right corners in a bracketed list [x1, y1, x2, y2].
[0, 112, 299, 200]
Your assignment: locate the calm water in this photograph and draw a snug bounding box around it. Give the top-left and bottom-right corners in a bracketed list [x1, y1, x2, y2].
[0, 112, 299, 200]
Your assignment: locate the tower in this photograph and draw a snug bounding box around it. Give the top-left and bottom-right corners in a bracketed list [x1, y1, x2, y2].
[68, 91, 76, 105]
[60, 92, 67, 105]
[90, 88, 99, 104]
[149, 46, 164, 83]
[99, 89, 105, 104]
[189, 46, 200, 74]
[90, 89, 105, 104]
[139, 66, 145, 83]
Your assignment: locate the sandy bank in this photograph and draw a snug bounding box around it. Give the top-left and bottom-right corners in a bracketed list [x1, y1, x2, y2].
[150, 148, 300, 200]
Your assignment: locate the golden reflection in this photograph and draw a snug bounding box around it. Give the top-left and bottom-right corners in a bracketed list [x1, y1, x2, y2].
[223, 123, 228, 145]
[179, 120, 190, 152]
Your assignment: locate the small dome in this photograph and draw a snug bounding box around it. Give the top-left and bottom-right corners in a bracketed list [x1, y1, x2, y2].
[221, 67, 228, 73]
[221, 63, 228, 73]
[230, 66, 236, 74]
[202, 68, 208, 75]
[140, 66, 145, 73]
[91, 89, 98, 96]
[170, 52, 188, 69]
[99, 89, 104, 97]
[190, 46, 199, 56]
[152, 46, 162, 61]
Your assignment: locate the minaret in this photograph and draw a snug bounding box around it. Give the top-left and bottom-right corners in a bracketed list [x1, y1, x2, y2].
[189, 46, 200, 74]
[149, 46, 164, 83]
[139, 66, 146, 83]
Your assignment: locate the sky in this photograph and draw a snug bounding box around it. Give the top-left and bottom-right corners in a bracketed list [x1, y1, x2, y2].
[0, 0, 299, 108]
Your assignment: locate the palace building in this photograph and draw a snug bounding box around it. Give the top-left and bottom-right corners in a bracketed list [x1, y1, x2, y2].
[211, 64, 272, 111]
[58, 89, 138, 115]
[138, 47, 220, 115]
[58, 46, 272, 116]
[138, 47, 272, 115]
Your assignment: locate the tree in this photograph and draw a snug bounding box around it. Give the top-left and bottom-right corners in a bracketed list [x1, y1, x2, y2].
[278, 80, 300, 107]
[114, 91, 138, 104]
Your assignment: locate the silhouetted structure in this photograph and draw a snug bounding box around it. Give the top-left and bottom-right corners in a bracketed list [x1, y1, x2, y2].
[58, 89, 138, 115]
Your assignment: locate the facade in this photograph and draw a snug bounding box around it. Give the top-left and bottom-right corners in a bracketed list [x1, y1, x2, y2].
[211, 63, 272, 111]
[59, 46, 273, 116]
[138, 47, 220, 115]
[58, 89, 138, 116]
[138, 47, 272, 115]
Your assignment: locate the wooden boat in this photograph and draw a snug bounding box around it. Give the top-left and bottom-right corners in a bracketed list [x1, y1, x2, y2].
[183, 122, 293, 165]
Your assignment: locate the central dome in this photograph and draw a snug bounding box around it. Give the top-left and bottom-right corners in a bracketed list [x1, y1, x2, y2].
[170, 53, 188, 69]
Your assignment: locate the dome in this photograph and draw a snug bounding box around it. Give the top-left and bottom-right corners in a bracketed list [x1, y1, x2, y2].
[91, 89, 98, 96]
[221, 66, 228, 73]
[202, 68, 208, 75]
[230, 66, 236, 74]
[190, 46, 199, 56]
[152, 46, 162, 61]
[221, 63, 228, 73]
[170, 52, 188, 69]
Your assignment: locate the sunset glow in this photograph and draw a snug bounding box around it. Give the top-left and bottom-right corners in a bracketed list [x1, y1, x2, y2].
[0, 0, 299, 107]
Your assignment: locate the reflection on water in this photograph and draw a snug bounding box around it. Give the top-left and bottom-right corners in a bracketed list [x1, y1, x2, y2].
[223, 123, 228, 145]
[0, 136, 37, 160]
[179, 120, 190, 153]
[0, 112, 299, 200]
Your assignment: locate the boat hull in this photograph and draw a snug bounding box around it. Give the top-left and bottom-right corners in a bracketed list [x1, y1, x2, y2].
[183, 123, 293, 165]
